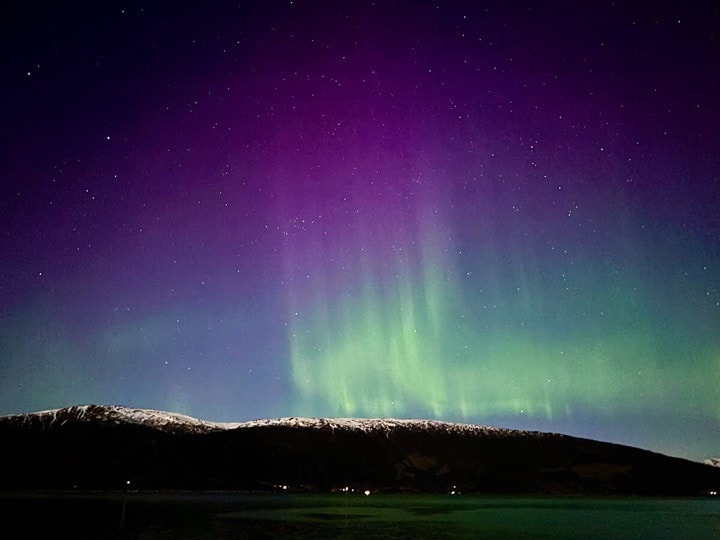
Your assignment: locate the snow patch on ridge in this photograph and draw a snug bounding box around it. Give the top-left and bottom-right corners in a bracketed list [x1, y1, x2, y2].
[232, 416, 544, 438]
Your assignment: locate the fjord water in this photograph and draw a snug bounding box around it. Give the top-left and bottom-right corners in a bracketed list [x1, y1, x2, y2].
[1, 492, 718, 538]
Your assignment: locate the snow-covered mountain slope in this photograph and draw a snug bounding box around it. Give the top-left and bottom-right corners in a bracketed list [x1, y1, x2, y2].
[0, 404, 234, 434]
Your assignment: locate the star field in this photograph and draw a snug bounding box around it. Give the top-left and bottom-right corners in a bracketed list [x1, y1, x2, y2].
[0, 1, 718, 460]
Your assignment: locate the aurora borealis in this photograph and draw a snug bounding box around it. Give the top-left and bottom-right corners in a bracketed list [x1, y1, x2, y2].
[1, 1, 718, 460]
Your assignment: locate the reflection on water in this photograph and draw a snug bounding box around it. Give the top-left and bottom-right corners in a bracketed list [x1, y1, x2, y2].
[1, 492, 718, 539]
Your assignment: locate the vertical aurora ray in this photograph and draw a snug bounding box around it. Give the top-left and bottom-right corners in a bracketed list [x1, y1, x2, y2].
[277, 156, 461, 417]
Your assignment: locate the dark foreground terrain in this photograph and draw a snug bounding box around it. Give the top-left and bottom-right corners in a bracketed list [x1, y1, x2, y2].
[1, 405, 718, 495]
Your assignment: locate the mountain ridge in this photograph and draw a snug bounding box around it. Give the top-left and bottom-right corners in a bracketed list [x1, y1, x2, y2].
[2, 404, 718, 496]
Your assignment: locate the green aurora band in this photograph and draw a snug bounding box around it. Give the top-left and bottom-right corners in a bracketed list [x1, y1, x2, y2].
[286, 201, 719, 423]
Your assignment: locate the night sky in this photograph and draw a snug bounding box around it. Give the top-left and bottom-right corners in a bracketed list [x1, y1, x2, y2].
[1, 1, 718, 461]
